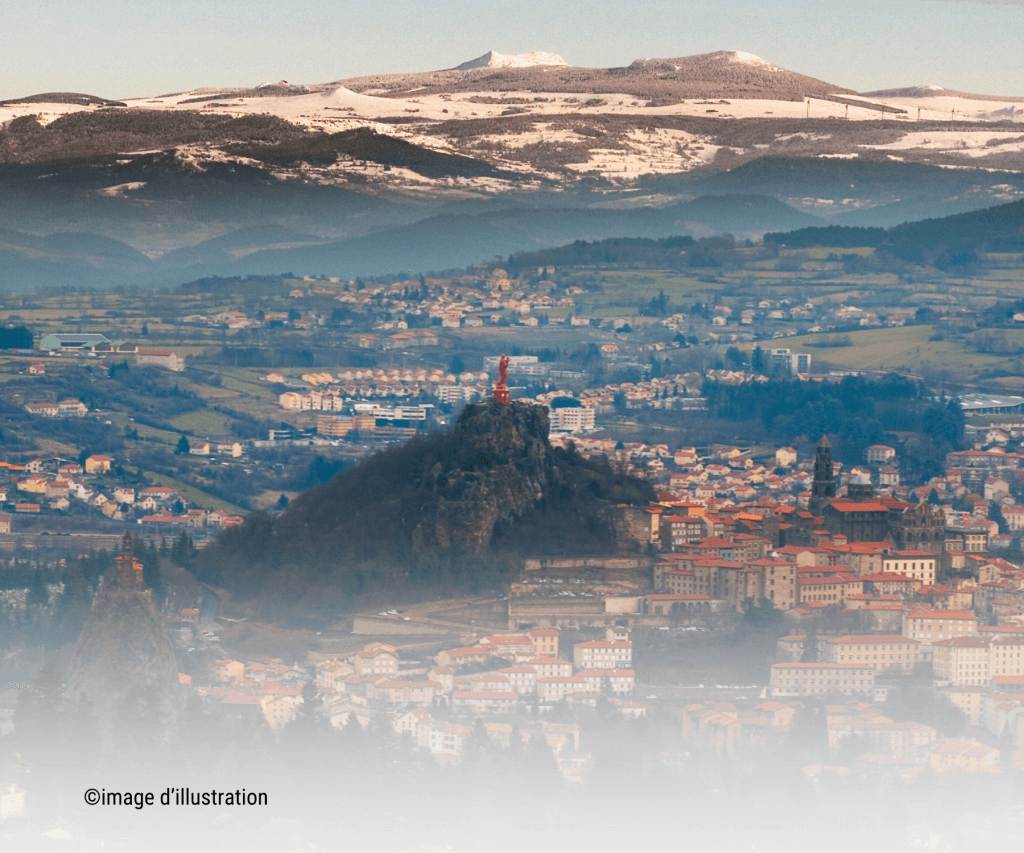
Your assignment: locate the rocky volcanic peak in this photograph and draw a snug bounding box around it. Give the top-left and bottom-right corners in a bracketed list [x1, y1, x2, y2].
[413, 400, 553, 553]
[456, 50, 570, 70]
[67, 548, 182, 740]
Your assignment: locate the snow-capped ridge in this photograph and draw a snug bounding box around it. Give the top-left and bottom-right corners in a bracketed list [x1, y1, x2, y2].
[711, 50, 779, 70]
[456, 50, 569, 71]
[628, 50, 781, 73]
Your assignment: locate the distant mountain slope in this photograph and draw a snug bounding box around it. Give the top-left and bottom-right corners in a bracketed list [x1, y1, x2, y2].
[0, 109, 302, 164]
[0, 92, 127, 107]
[889, 198, 1024, 248]
[0, 228, 154, 288]
[864, 85, 1024, 102]
[340, 49, 853, 101]
[0, 154, 434, 277]
[194, 194, 818, 280]
[673, 156, 1024, 228]
[223, 127, 521, 181]
[765, 198, 1024, 251]
[155, 225, 327, 268]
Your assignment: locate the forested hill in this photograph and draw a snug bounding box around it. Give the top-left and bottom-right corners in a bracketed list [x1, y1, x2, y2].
[702, 374, 965, 480]
[502, 197, 1024, 275]
[764, 198, 1024, 252]
[197, 401, 653, 615]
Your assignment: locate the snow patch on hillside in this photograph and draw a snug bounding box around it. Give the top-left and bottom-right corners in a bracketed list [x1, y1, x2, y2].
[865, 130, 1024, 158]
[714, 50, 778, 70]
[563, 128, 719, 180]
[96, 182, 146, 197]
[456, 51, 569, 71]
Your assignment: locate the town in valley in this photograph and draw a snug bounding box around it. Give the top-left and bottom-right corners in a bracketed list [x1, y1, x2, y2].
[3, 36, 1024, 853]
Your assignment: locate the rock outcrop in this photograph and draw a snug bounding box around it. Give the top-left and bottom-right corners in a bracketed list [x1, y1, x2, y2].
[413, 400, 554, 553]
[67, 539, 182, 739]
[203, 399, 654, 599]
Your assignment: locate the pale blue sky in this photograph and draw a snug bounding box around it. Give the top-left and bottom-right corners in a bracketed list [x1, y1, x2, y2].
[3, 0, 1022, 99]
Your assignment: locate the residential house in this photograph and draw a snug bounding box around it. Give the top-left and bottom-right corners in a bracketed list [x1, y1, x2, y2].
[84, 455, 112, 474]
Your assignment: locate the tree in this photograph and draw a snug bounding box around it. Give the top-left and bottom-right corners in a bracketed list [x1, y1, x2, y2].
[449, 355, 465, 375]
[54, 562, 93, 644]
[735, 597, 783, 642]
[140, 543, 164, 599]
[276, 493, 289, 510]
[800, 627, 819, 663]
[789, 700, 828, 764]
[0, 325, 33, 349]
[990, 502, 1010, 535]
[27, 568, 50, 609]
[751, 345, 765, 375]
[285, 681, 329, 749]
[141, 323, 149, 337]
[171, 531, 197, 569]
[176, 435, 191, 455]
[461, 718, 491, 776]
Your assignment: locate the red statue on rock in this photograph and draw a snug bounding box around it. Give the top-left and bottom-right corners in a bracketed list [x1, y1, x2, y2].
[492, 354, 510, 403]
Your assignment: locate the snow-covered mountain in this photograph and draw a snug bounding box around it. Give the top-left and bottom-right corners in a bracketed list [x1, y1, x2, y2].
[456, 50, 569, 70]
[2, 48, 1023, 221]
[2, 49, 1024, 288]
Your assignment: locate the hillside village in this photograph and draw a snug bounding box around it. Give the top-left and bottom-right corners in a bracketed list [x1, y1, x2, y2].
[5, 33, 1024, 849]
[5, 423, 1021, 813]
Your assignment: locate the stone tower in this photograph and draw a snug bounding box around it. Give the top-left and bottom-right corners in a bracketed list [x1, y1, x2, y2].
[116, 530, 143, 591]
[68, 529, 181, 742]
[809, 435, 836, 516]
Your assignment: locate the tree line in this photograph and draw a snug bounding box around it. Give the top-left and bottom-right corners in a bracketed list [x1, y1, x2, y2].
[701, 375, 965, 478]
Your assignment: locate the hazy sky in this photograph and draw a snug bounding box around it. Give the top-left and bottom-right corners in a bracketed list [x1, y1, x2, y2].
[3, 0, 1023, 99]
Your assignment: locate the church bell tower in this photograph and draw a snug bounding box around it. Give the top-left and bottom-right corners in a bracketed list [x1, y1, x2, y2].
[809, 435, 835, 516]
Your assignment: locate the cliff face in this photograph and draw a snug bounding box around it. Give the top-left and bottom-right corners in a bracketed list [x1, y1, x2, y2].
[67, 581, 182, 739]
[413, 401, 553, 553]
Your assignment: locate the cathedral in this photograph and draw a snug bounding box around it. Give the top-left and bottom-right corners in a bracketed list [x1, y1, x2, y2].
[801, 436, 945, 553]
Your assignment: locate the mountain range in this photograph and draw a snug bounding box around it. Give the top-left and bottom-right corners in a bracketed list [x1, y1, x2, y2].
[1, 49, 1022, 287]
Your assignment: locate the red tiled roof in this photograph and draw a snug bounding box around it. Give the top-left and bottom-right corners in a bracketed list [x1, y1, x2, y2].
[453, 691, 518, 700]
[829, 501, 889, 513]
[828, 635, 917, 645]
[904, 609, 977, 620]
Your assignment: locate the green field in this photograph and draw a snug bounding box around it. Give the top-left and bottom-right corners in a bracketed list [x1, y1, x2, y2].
[217, 369, 278, 400]
[760, 325, 1010, 378]
[132, 423, 180, 445]
[169, 409, 234, 435]
[779, 246, 876, 260]
[141, 469, 245, 514]
[583, 269, 716, 305]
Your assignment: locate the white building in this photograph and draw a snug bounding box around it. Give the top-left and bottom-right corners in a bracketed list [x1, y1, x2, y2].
[549, 403, 595, 433]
